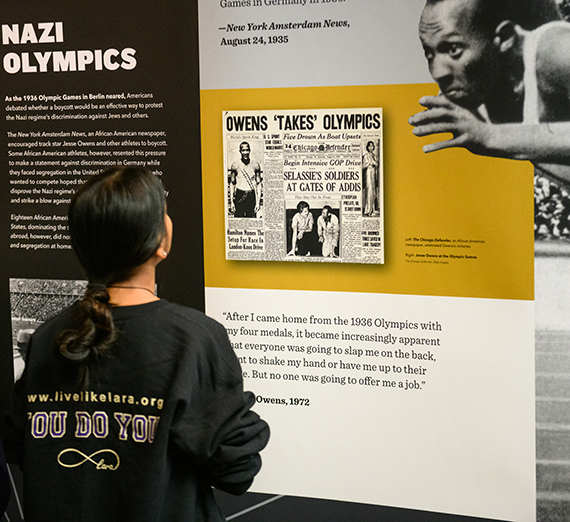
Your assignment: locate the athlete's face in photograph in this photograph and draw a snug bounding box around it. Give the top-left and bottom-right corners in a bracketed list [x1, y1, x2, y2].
[419, 0, 500, 110]
[240, 143, 251, 161]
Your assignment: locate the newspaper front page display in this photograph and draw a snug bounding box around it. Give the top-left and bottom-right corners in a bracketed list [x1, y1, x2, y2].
[224, 108, 384, 264]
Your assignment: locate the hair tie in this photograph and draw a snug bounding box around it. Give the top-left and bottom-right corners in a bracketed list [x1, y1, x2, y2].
[86, 283, 110, 305]
[87, 283, 107, 290]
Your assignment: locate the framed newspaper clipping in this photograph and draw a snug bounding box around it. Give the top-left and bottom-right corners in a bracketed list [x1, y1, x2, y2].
[223, 108, 384, 264]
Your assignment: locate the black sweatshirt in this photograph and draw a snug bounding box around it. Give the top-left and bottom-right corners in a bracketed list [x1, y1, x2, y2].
[2, 300, 269, 521]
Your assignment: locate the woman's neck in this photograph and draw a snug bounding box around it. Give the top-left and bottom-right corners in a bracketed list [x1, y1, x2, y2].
[107, 264, 159, 306]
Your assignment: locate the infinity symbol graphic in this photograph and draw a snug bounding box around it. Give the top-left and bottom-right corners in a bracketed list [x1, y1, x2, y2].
[57, 448, 120, 470]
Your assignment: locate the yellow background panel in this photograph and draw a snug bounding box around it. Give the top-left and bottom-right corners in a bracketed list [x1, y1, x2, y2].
[200, 84, 533, 300]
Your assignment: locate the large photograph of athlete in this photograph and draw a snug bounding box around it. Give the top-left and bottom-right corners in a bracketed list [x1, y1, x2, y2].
[409, 0, 570, 240]
[408, 1, 570, 518]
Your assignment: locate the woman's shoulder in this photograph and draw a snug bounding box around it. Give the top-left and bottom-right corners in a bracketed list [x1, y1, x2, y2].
[158, 302, 239, 370]
[157, 301, 228, 337]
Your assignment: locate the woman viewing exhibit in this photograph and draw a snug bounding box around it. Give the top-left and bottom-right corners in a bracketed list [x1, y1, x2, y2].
[363, 141, 378, 216]
[1, 167, 269, 521]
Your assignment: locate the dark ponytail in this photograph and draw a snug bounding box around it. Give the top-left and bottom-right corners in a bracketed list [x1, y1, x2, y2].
[56, 167, 166, 387]
[56, 284, 117, 387]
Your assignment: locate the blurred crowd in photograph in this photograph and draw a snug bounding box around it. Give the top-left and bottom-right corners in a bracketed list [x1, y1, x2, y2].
[9, 279, 85, 322]
[535, 173, 570, 241]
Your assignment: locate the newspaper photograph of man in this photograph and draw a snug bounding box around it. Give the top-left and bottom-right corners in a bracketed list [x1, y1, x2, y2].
[317, 205, 340, 258]
[228, 141, 263, 218]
